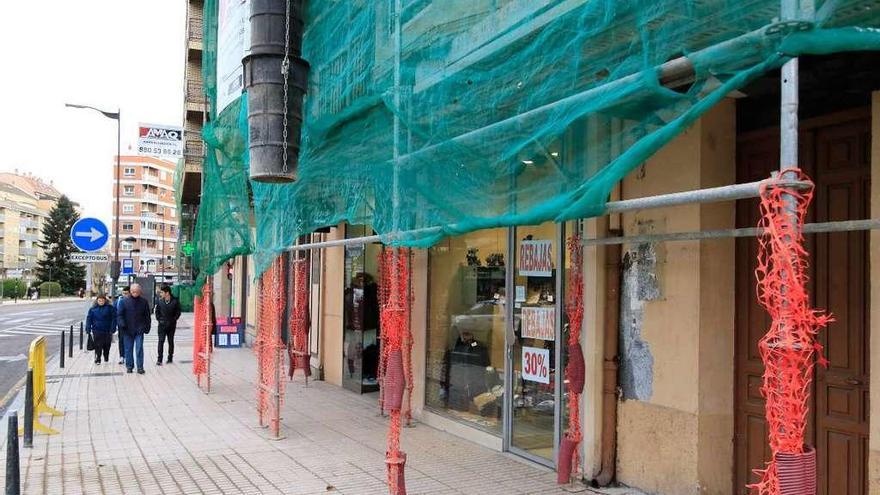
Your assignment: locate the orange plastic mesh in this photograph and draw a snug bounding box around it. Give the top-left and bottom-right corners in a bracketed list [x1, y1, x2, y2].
[289, 256, 311, 380]
[379, 247, 410, 495]
[256, 256, 286, 437]
[749, 169, 831, 495]
[560, 234, 584, 482]
[193, 282, 212, 387]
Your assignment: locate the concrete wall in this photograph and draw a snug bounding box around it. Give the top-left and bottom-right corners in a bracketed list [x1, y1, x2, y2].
[615, 100, 736, 494]
[869, 91, 880, 494]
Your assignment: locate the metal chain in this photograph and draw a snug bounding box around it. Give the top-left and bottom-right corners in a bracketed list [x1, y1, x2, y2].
[280, 0, 292, 174]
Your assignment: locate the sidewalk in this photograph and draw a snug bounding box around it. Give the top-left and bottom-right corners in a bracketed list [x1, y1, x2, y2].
[0, 296, 83, 306]
[1, 314, 639, 495]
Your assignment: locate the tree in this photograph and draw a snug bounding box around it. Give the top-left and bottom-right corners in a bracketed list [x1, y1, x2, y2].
[35, 195, 86, 294]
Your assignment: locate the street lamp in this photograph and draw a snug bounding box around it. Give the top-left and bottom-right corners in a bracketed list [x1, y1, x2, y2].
[65, 103, 121, 296]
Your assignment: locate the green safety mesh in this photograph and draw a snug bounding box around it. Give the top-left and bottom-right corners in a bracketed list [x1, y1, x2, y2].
[201, 1, 880, 276]
[173, 283, 197, 312]
[192, 0, 254, 285]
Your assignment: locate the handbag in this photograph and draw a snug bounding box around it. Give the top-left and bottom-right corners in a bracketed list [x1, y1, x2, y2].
[86, 332, 95, 351]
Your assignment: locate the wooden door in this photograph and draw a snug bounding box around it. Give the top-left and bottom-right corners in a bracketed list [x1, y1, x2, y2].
[734, 111, 870, 494]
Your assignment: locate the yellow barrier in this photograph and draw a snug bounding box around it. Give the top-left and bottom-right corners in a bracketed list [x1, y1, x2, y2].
[18, 336, 63, 436]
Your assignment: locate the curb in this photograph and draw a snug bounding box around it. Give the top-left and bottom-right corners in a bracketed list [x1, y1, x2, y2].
[0, 373, 27, 415]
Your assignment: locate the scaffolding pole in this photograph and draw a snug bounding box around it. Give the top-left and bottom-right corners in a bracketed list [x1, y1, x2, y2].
[581, 219, 880, 246]
[284, 177, 813, 252]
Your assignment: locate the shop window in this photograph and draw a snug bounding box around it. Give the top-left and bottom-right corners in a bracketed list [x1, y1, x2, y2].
[342, 224, 383, 393]
[425, 228, 508, 435]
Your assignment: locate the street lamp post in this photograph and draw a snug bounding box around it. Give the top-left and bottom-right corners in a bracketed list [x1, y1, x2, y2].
[64, 103, 121, 297]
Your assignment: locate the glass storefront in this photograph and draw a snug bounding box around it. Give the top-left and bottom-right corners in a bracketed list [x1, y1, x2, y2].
[510, 223, 560, 461]
[425, 221, 578, 467]
[425, 228, 508, 435]
[342, 225, 383, 394]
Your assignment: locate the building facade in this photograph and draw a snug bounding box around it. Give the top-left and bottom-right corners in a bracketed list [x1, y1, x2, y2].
[176, 0, 205, 284]
[0, 172, 62, 281]
[111, 156, 179, 281]
[192, 3, 880, 494]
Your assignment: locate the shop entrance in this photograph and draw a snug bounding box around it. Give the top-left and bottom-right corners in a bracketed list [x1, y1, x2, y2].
[342, 225, 383, 394]
[505, 222, 566, 466]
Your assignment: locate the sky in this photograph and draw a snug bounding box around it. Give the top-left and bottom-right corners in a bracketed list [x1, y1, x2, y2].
[0, 1, 186, 226]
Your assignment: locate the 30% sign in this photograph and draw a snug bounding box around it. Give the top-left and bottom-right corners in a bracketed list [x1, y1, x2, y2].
[521, 346, 550, 384]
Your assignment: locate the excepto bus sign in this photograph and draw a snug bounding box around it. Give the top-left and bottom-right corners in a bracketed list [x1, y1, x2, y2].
[518, 239, 553, 277]
[137, 123, 183, 159]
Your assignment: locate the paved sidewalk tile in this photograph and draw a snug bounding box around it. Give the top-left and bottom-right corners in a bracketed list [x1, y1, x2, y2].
[0, 314, 629, 495]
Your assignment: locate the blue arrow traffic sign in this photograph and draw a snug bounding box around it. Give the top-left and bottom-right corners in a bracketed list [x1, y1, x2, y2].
[70, 217, 109, 252]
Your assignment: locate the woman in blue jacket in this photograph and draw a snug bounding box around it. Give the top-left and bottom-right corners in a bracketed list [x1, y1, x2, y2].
[86, 294, 116, 364]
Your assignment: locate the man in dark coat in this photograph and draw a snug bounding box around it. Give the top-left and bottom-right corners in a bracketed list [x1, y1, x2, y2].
[154, 285, 182, 365]
[117, 283, 152, 374]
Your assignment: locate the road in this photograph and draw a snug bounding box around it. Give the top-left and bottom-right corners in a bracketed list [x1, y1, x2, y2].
[0, 300, 91, 417]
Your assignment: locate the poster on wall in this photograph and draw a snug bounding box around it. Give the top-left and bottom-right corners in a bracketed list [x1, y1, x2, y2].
[137, 123, 183, 159]
[521, 346, 551, 384]
[214, 316, 244, 348]
[518, 240, 553, 277]
[521, 306, 555, 341]
[216, 0, 250, 114]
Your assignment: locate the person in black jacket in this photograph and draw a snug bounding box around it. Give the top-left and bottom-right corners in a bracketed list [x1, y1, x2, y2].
[154, 285, 181, 365]
[85, 294, 116, 364]
[117, 283, 152, 374]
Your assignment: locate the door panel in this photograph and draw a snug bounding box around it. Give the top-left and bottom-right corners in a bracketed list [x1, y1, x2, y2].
[734, 114, 869, 495]
[813, 120, 870, 495]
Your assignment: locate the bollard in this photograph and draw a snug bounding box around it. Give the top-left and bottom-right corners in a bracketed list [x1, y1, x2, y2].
[79, 322, 83, 350]
[6, 413, 20, 495]
[60, 331, 65, 369]
[68, 326, 73, 359]
[23, 369, 33, 448]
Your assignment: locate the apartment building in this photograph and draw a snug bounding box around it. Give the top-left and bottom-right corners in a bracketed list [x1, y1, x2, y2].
[0, 172, 62, 280]
[176, 0, 205, 283]
[111, 156, 179, 280]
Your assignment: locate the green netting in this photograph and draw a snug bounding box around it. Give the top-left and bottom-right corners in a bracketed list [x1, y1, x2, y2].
[203, 1, 880, 277]
[191, 0, 254, 285]
[172, 283, 197, 312]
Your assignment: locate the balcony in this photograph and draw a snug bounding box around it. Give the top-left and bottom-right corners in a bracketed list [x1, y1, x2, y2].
[186, 81, 205, 104]
[19, 247, 37, 256]
[20, 218, 39, 229]
[142, 192, 159, 202]
[188, 17, 203, 42]
[184, 140, 203, 159]
[19, 232, 39, 242]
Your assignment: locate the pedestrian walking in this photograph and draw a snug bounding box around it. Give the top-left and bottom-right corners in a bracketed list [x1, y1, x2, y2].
[154, 285, 181, 366]
[85, 294, 116, 364]
[115, 286, 130, 364]
[117, 283, 151, 374]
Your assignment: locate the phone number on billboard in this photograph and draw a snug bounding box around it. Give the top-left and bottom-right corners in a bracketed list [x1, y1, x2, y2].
[138, 147, 182, 157]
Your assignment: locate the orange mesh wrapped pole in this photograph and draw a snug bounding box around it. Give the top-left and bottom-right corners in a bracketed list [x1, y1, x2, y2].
[558, 234, 585, 484]
[256, 257, 286, 437]
[748, 170, 831, 495]
[289, 255, 311, 382]
[381, 248, 408, 495]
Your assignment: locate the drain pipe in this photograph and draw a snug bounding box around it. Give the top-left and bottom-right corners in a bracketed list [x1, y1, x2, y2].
[244, 0, 310, 182]
[594, 233, 622, 486]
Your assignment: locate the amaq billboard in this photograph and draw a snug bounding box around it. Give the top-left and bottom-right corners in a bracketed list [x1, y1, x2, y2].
[137, 123, 183, 159]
